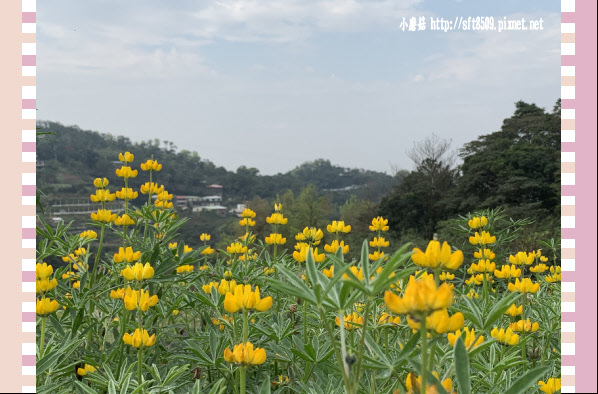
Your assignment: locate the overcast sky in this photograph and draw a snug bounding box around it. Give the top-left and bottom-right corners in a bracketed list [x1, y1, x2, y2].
[38, 1, 560, 176]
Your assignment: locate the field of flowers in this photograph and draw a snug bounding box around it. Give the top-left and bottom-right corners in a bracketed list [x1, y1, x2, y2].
[36, 152, 561, 394]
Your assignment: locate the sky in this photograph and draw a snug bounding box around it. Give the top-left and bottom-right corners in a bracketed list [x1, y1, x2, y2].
[37, 0, 560, 176]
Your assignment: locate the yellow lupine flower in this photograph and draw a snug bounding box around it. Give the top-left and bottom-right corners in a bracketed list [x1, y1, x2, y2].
[93, 177, 109, 189]
[115, 166, 138, 179]
[140, 159, 162, 171]
[508, 278, 540, 294]
[545, 272, 561, 283]
[200, 233, 211, 241]
[201, 246, 215, 255]
[115, 187, 138, 200]
[369, 216, 389, 232]
[324, 240, 349, 254]
[212, 315, 233, 330]
[384, 275, 453, 318]
[468, 259, 496, 273]
[227, 242, 247, 254]
[467, 216, 488, 229]
[240, 208, 256, 218]
[412, 240, 464, 270]
[504, 304, 523, 317]
[448, 327, 484, 350]
[218, 279, 238, 295]
[223, 342, 267, 365]
[223, 284, 273, 313]
[509, 251, 535, 265]
[322, 265, 334, 278]
[368, 250, 387, 261]
[140, 182, 164, 195]
[378, 313, 401, 326]
[343, 266, 364, 281]
[439, 272, 455, 281]
[540, 255, 549, 262]
[265, 233, 286, 245]
[490, 327, 519, 345]
[405, 372, 453, 394]
[110, 288, 126, 300]
[465, 273, 493, 286]
[36, 298, 59, 316]
[466, 289, 479, 299]
[369, 237, 389, 248]
[113, 247, 141, 263]
[118, 151, 134, 163]
[326, 220, 351, 234]
[36, 262, 53, 280]
[123, 328, 156, 348]
[335, 311, 364, 330]
[510, 319, 539, 332]
[79, 230, 98, 239]
[264, 267, 275, 275]
[77, 364, 97, 376]
[176, 265, 194, 273]
[90, 189, 116, 202]
[529, 263, 549, 273]
[473, 248, 495, 259]
[538, 378, 561, 394]
[550, 266, 561, 274]
[72, 281, 81, 289]
[123, 289, 159, 311]
[407, 309, 465, 334]
[274, 203, 282, 211]
[91, 209, 117, 223]
[266, 213, 288, 225]
[469, 231, 496, 245]
[36, 278, 57, 294]
[202, 281, 220, 294]
[114, 214, 135, 227]
[120, 262, 154, 281]
[494, 265, 522, 279]
[296, 227, 324, 246]
[293, 244, 325, 263]
[239, 218, 256, 227]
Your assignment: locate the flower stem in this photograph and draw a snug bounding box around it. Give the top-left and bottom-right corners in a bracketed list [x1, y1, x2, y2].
[420, 318, 428, 394]
[240, 366, 246, 394]
[39, 316, 47, 356]
[91, 223, 106, 285]
[138, 347, 143, 384]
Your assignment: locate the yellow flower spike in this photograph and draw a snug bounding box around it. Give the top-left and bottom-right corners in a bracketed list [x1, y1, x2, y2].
[202, 281, 219, 294]
[550, 266, 561, 274]
[79, 230, 98, 239]
[91, 209, 117, 223]
[412, 240, 464, 270]
[384, 275, 453, 318]
[223, 284, 272, 313]
[529, 264, 548, 273]
[368, 250, 386, 261]
[465, 273, 493, 286]
[545, 272, 561, 283]
[239, 218, 256, 227]
[494, 265, 522, 279]
[266, 213, 288, 225]
[93, 177, 109, 189]
[226, 242, 247, 254]
[176, 265, 194, 274]
[508, 278, 540, 294]
[274, 203, 282, 212]
[342, 266, 365, 281]
[122, 328, 156, 348]
[504, 304, 523, 317]
[36, 298, 59, 316]
[324, 240, 349, 254]
[120, 262, 154, 281]
[448, 327, 484, 350]
[405, 372, 453, 394]
[297, 227, 324, 246]
[468, 259, 496, 273]
[115, 187, 138, 200]
[110, 288, 126, 300]
[90, 189, 116, 203]
[540, 255, 549, 262]
[223, 342, 267, 365]
[172, 309, 179, 316]
[335, 311, 364, 330]
[263, 267, 275, 275]
[201, 246, 215, 255]
[292, 244, 325, 263]
[36, 262, 54, 280]
[369, 237, 389, 248]
[509, 251, 535, 265]
[118, 151, 134, 163]
[200, 233, 211, 241]
[490, 327, 520, 345]
[473, 248, 495, 260]
[378, 313, 401, 326]
[425, 309, 465, 334]
[115, 166, 138, 179]
[140, 182, 164, 195]
[265, 233, 287, 245]
[538, 378, 561, 394]
[469, 231, 496, 245]
[322, 265, 334, 278]
[369, 216, 389, 232]
[36, 278, 58, 294]
[467, 216, 488, 229]
[439, 271, 455, 281]
[72, 281, 81, 289]
[113, 247, 142, 263]
[240, 208, 257, 218]
[140, 159, 162, 172]
[509, 319, 540, 333]
[326, 220, 351, 234]
[466, 289, 479, 299]
[77, 364, 97, 376]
